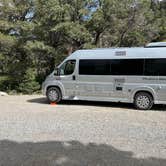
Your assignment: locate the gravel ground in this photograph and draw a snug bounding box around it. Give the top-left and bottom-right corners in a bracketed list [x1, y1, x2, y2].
[0, 95, 166, 166]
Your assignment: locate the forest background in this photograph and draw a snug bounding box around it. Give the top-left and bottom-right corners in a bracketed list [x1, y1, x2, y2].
[0, 0, 165, 94]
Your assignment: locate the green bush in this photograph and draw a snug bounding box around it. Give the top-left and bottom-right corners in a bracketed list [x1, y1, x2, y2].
[0, 75, 12, 92]
[18, 68, 40, 94]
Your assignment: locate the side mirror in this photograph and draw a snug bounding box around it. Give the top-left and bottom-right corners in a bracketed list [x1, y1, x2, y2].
[54, 68, 60, 76]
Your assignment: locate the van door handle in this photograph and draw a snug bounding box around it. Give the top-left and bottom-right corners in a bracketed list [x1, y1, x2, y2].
[116, 87, 123, 91]
[72, 75, 76, 80]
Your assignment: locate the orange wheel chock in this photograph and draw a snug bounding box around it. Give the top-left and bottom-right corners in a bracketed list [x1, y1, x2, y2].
[50, 102, 57, 106]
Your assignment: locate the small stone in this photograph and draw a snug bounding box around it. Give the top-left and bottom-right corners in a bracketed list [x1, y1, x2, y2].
[0, 91, 8, 96]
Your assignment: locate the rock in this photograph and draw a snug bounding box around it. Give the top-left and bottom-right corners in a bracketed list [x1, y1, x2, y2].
[0, 91, 8, 96]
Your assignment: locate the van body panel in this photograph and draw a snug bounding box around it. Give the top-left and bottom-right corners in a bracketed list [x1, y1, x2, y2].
[42, 79, 65, 97]
[42, 46, 166, 105]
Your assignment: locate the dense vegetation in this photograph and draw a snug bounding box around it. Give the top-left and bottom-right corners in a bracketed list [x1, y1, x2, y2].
[0, 0, 166, 94]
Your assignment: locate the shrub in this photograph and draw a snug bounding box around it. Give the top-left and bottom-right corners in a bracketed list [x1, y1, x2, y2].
[18, 68, 40, 94]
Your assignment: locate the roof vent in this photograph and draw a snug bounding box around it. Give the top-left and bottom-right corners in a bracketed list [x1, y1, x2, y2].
[145, 42, 166, 48]
[115, 51, 126, 56]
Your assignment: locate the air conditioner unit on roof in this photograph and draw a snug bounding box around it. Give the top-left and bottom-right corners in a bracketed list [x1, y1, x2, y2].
[146, 42, 166, 48]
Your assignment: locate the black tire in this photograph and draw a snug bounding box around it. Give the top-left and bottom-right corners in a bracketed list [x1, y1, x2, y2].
[46, 87, 62, 103]
[134, 92, 153, 110]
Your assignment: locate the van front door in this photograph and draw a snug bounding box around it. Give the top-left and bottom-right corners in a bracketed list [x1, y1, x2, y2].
[59, 60, 76, 98]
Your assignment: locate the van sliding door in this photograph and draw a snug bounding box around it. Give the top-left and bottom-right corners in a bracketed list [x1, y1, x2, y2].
[76, 60, 114, 100]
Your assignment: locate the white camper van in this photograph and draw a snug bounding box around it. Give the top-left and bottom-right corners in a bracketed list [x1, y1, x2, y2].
[42, 42, 166, 110]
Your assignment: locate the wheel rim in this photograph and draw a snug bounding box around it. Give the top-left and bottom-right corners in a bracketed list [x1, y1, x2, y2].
[136, 95, 150, 109]
[48, 90, 58, 101]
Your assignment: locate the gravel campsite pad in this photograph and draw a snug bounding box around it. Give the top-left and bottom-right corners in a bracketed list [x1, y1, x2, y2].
[0, 95, 166, 166]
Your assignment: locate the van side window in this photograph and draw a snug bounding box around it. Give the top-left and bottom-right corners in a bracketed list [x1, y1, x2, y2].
[60, 60, 76, 75]
[111, 59, 144, 75]
[79, 60, 108, 75]
[144, 59, 166, 76]
[79, 59, 144, 75]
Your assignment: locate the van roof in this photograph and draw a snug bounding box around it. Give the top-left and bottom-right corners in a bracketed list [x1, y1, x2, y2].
[68, 47, 166, 60]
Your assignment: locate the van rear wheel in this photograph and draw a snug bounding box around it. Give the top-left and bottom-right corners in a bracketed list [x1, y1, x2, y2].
[46, 87, 62, 103]
[134, 92, 153, 110]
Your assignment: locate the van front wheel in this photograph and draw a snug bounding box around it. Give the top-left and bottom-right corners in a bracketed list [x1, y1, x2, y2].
[46, 87, 62, 103]
[134, 92, 153, 110]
